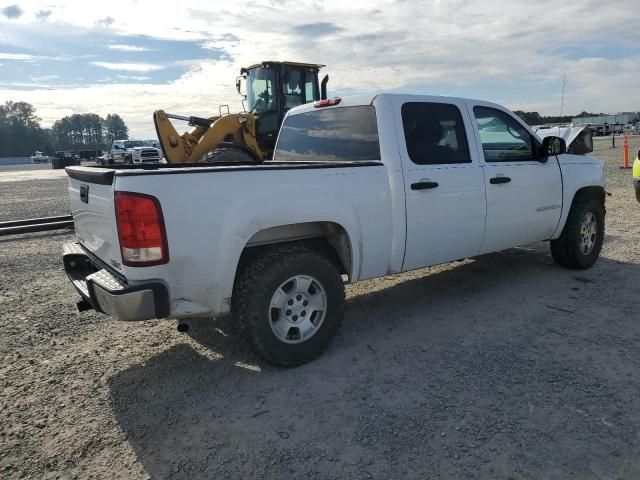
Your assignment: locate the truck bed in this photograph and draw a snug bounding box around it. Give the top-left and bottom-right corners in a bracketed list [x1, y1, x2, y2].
[66, 160, 383, 184]
[65, 159, 393, 319]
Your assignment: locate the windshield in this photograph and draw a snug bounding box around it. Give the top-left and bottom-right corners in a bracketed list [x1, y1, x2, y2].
[124, 141, 144, 148]
[246, 67, 276, 114]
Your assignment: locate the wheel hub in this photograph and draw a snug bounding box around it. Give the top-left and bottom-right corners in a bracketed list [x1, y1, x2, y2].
[580, 212, 597, 255]
[285, 293, 310, 322]
[269, 275, 327, 344]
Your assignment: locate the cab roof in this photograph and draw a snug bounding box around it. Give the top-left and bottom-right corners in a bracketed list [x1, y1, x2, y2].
[242, 61, 325, 72]
[285, 92, 515, 119]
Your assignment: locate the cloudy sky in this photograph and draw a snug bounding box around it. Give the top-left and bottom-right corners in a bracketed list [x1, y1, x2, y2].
[0, 0, 638, 138]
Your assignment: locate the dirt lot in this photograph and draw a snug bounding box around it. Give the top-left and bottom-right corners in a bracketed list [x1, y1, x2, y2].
[1, 139, 639, 479]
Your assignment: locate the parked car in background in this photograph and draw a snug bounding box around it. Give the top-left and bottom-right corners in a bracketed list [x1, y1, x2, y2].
[99, 140, 161, 165]
[30, 151, 50, 163]
[78, 150, 103, 161]
[52, 151, 80, 169]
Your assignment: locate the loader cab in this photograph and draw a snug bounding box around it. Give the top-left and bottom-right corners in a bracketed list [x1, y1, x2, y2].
[239, 61, 325, 152]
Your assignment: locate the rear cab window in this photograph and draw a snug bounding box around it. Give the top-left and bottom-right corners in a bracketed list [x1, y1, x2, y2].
[274, 105, 381, 162]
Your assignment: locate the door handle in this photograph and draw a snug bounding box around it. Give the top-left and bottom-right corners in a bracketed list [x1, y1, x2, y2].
[490, 176, 511, 184]
[411, 181, 439, 190]
[80, 184, 89, 203]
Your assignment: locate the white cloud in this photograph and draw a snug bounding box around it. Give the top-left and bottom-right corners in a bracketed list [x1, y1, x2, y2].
[1, 0, 639, 138]
[91, 61, 165, 72]
[30, 74, 59, 82]
[107, 44, 152, 52]
[0, 52, 40, 60]
[116, 75, 152, 81]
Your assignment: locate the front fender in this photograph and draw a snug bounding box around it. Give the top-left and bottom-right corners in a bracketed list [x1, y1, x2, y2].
[552, 155, 605, 238]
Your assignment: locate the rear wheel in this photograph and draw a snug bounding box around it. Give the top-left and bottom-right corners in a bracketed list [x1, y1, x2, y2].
[550, 195, 604, 269]
[232, 245, 345, 366]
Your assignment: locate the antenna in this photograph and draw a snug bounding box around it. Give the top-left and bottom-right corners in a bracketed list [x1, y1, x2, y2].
[560, 74, 566, 117]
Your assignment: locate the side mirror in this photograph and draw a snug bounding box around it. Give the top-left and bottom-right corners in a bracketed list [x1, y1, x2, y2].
[542, 136, 566, 157]
[236, 75, 246, 98]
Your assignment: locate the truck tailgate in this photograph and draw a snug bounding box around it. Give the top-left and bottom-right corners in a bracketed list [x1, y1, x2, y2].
[66, 167, 122, 270]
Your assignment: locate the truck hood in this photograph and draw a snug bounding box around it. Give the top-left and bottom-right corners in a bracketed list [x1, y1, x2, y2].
[535, 126, 593, 155]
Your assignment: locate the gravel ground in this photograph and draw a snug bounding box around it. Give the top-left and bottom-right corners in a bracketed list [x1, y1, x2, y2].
[1, 139, 639, 479]
[0, 165, 71, 222]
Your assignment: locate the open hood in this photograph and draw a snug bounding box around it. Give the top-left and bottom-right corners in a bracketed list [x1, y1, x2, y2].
[534, 126, 593, 155]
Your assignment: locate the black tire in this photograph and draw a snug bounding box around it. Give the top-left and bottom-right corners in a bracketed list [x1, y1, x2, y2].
[232, 245, 345, 366]
[202, 147, 258, 164]
[550, 194, 605, 269]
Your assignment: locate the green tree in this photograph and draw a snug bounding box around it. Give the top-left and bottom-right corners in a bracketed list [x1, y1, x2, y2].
[103, 114, 129, 146]
[0, 101, 49, 156]
[513, 111, 543, 126]
[0, 103, 131, 156]
[51, 113, 127, 151]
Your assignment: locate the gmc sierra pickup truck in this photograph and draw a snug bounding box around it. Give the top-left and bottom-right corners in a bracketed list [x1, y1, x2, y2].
[63, 93, 606, 365]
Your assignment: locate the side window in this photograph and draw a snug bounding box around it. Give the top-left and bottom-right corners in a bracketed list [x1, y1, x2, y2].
[304, 70, 318, 104]
[282, 68, 304, 110]
[473, 106, 535, 161]
[401, 102, 471, 165]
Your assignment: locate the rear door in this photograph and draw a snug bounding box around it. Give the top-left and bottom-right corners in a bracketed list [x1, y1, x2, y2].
[392, 96, 487, 271]
[468, 103, 562, 253]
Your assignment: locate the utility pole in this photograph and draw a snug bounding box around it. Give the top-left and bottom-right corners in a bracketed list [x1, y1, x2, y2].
[560, 74, 566, 117]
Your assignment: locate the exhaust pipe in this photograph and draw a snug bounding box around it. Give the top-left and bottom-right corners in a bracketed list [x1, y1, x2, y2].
[177, 322, 190, 333]
[320, 74, 329, 100]
[77, 300, 93, 312]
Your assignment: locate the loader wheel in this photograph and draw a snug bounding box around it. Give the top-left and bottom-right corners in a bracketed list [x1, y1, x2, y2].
[550, 195, 604, 269]
[201, 147, 259, 164]
[232, 245, 345, 366]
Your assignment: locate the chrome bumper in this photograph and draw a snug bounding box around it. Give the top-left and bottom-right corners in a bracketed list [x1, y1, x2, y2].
[62, 242, 170, 321]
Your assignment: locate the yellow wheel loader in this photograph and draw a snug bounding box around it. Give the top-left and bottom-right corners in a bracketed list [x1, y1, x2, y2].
[153, 61, 328, 163]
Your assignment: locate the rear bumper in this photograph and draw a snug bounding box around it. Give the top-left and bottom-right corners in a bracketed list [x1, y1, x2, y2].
[63, 242, 170, 321]
[134, 157, 161, 163]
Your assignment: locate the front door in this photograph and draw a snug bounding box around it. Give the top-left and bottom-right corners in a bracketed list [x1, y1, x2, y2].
[393, 97, 487, 271]
[469, 103, 563, 253]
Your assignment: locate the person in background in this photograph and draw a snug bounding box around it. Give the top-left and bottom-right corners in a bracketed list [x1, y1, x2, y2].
[634, 149, 640, 202]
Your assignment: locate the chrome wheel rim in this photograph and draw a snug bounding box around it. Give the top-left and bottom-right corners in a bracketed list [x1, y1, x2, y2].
[580, 212, 598, 255]
[268, 275, 327, 344]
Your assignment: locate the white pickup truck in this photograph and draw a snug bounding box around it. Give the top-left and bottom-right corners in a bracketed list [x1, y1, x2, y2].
[101, 140, 161, 165]
[63, 93, 606, 365]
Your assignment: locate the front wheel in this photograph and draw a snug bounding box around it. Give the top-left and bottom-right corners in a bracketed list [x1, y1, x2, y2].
[550, 195, 605, 269]
[232, 245, 345, 366]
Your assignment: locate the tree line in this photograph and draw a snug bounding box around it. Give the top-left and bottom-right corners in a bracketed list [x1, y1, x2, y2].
[513, 110, 603, 126]
[0, 101, 129, 157]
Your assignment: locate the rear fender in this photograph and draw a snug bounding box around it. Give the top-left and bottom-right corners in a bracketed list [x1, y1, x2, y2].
[214, 190, 363, 315]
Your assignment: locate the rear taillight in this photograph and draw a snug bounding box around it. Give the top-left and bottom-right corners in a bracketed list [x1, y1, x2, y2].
[114, 192, 169, 266]
[314, 97, 342, 108]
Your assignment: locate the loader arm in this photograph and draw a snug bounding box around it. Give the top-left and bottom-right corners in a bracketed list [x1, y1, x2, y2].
[154, 110, 262, 163]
